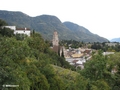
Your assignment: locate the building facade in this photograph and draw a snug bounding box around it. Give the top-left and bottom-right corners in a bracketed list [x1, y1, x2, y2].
[4, 26, 31, 36]
[15, 28, 31, 36]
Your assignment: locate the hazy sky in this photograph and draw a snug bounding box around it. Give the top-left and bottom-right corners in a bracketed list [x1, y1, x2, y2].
[1, 0, 120, 40]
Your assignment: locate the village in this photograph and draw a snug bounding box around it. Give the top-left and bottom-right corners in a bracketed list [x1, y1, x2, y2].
[51, 31, 116, 69]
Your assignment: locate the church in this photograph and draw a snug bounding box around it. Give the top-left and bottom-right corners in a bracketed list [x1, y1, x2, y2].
[52, 31, 67, 57]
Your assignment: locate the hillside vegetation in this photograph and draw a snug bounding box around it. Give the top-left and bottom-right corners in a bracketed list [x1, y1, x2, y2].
[0, 19, 120, 90]
[0, 10, 108, 42]
[0, 19, 87, 90]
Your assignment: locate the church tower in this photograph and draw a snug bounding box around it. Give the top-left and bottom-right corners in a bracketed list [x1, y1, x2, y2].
[52, 31, 59, 46]
[52, 31, 59, 53]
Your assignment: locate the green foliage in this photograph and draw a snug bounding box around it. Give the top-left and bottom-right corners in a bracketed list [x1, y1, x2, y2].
[107, 53, 120, 89]
[90, 80, 110, 90]
[0, 27, 14, 37]
[75, 75, 88, 90]
[0, 37, 31, 62]
[60, 40, 86, 49]
[52, 65, 88, 90]
[81, 50, 108, 80]
[91, 42, 120, 52]
[0, 19, 14, 37]
[0, 19, 7, 27]
[25, 62, 49, 90]
[80, 51, 104, 89]
[15, 34, 27, 40]
[26, 33, 47, 52]
[0, 31, 80, 90]
[80, 50, 120, 90]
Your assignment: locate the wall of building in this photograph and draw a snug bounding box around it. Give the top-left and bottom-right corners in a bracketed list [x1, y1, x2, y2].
[14, 30, 30, 36]
[52, 31, 59, 46]
[3, 26, 31, 36]
[3, 26, 16, 30]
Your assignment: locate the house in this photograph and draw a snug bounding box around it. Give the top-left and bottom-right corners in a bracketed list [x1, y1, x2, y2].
[84, 49, 92, 54]
[105, 43, 118, 47]
[103, 52, 115, 55]
[71, 53, 84, 58]
[15, 28, 31, 36]
[72, 60, 84, 69]
[3, 26, 31, 36]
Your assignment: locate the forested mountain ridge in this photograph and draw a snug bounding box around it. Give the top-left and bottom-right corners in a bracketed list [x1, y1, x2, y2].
[31, 15, 77, 40]
[0, 10, 32, 28]
[0, 10, 108, 42]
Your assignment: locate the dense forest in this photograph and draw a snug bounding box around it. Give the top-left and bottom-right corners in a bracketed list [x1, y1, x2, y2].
[0, 19, 120, 90]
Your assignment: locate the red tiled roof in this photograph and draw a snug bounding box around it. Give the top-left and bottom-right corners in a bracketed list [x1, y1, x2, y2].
[16, 28, 30, 31]
[84, 50, 91, 54]
[72, 60, 79, 63]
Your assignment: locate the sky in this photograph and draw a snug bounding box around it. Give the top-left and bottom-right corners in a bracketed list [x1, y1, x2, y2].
[1, 0, 120, 40]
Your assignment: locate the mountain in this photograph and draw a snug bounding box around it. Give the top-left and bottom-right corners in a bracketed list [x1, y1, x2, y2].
[31, 15, 77, 40]
[63, 22, 108, 42]
[0, 10, 32, 28]
[110, 38, 120, 42]
[0, 10, 109, 42]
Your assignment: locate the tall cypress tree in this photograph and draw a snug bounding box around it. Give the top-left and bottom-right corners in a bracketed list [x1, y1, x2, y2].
[57, 46, 60, 56]
[61, 47, 64, 58]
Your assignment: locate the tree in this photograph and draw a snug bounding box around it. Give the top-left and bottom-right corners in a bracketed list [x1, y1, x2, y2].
[26, 63, 49, 90]
[61, 47, 64, 58]
[108, 53, 120, 89]
[75, 75, 88, 90]
[81, 50, 108, 80]
[0, 19, 7, 27]
[0, 27, 14, 37]
[26, 33, 47, 53]
[0, 19, 14, 37]
[81, 50, 112, 89]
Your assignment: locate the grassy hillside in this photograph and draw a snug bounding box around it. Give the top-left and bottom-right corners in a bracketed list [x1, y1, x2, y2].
[52, 65, 79, 81]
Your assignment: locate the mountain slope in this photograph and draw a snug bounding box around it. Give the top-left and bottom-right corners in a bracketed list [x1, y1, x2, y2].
[0, 10, 109, 42]
[31, 15, 77, 40]
[0, 10, 32, 28]
[63, 22, 108, 42]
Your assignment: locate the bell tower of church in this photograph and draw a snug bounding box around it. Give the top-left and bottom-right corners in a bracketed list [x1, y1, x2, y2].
[52, 31, 59, 46]
[52, 31, 59, 53]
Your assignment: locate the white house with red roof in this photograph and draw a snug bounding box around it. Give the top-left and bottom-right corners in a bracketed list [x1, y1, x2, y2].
[4, 26, 31, 36]
[15, 27, 31, 36]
